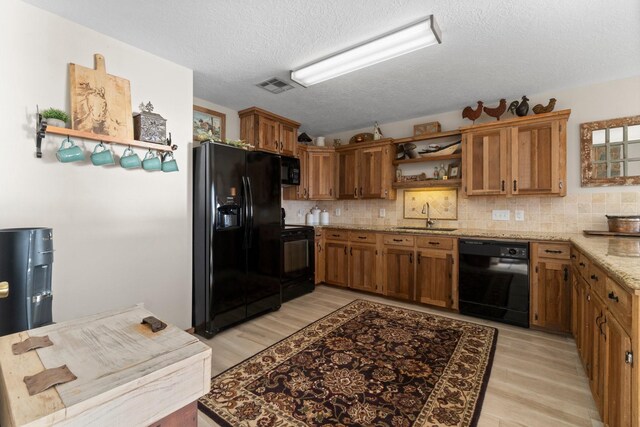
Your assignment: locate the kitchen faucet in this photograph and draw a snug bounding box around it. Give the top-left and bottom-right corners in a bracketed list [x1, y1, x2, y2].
[422, 203, 435, 228]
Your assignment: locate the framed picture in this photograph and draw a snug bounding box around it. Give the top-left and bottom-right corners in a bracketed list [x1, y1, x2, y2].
[193, 105, 226, 142]
[447, 162, 461, 179]
[413, 121, 441, 137]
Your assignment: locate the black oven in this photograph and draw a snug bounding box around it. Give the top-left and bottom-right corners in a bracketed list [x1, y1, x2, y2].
[281, 155, 300, 186]
[281, 225, 314, 302]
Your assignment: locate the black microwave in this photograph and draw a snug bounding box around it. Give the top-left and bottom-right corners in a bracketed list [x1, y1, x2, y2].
[281, 155, 300, 186]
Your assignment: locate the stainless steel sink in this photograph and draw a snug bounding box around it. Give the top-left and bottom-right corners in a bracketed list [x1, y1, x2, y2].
[395, 227, 457, 232]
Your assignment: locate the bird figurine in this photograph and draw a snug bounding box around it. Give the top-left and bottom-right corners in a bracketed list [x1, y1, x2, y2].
[462, 101, 484, 123]
[483, 99, 507, 121]
[532, 98, 557, 114]
[508, 96, 530, 117]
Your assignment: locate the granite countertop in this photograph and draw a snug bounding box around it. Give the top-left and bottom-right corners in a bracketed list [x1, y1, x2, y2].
[304, 223, 640, 293]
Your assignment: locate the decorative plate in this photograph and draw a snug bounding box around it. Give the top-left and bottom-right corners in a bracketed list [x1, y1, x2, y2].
[349, 132, 374, 144]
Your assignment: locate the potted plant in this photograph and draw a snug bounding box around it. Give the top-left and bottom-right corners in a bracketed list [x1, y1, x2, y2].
[42, 107, 69, 128]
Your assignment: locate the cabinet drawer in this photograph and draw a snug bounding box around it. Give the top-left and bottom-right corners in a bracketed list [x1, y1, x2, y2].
[605, 277, 632, 333]
[349, 231, 376, 243]
[537, 243, 570, 260]
[383, 234, 415, 247]
[416, 236, 454, 250]
[324, 229, 348, 241]
[576, 252, 590, 281]
[588, 263, 606, 299]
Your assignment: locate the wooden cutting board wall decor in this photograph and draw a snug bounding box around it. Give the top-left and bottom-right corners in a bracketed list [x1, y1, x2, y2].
[69, 53, 133, 139]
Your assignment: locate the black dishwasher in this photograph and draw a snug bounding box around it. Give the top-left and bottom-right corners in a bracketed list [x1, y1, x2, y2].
[459, 239, 529, 328]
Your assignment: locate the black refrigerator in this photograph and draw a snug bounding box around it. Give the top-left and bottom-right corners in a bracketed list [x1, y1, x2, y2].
[193, 142, 281, 337]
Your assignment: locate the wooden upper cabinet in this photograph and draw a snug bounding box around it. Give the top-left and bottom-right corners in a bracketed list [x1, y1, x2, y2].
[462, 128, 508, 196]
[511, 119, 565, 196]
[238, 107, 300, 156]
[338, 148, 359, 200]
[461, 110, 570, 197]
[337, 140, 395, 200]
[308, 150, 336, 200]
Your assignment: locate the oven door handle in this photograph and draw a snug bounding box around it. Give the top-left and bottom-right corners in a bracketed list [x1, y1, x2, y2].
[246, 176, 254, 248]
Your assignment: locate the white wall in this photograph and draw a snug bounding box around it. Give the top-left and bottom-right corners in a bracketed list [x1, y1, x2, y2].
[0, 0, 193, 328]
[193, 97, 240, 141]
[326, 75, 640, 195]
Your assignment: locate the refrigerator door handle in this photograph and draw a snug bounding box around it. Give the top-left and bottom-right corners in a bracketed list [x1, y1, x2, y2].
[246, 176, 254, 248]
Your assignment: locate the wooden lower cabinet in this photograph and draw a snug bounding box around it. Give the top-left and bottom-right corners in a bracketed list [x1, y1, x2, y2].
[531, 243, 572, 333]
[416, 249, 454, 309]
[571, 244, 636, 427]
[606, 313, 633, 427]
[590, 292, 607, 415]
[383, 247, 415, 301]
[324, 241, 348, 287]
[314, 230, 324, 285]
[349, 243, 378, 293]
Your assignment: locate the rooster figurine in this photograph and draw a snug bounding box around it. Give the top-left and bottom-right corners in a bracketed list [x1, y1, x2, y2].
[462, 101, 484, 123]
[483, 99, 507, 121]
[508, 96, 530, 117]
[532, 98, 557, 114]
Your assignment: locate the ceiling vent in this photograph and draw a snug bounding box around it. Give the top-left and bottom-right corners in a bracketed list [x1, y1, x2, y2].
[257, 78, 294, 94]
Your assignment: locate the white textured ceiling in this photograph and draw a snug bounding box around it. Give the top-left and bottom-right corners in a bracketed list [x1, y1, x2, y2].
[24, 0, 640, 135]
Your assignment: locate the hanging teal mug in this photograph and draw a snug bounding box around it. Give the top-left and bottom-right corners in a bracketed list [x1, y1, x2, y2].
[56, 138, 85, 163]
[142, 150, 161, 171]
[90, 142, 115, 166]
[161, 152, 179, 172]
[120, 147, 141, 169]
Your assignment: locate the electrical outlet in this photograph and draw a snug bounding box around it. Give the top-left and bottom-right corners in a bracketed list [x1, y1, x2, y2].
[379, 208, 386, 218]
[335, 208, 341, 217]
[515, 210, 525, 221]
[492, 210, 510, 221]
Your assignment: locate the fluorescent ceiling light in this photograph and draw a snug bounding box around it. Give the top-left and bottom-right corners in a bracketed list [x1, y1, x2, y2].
[291, 15, 441, 87]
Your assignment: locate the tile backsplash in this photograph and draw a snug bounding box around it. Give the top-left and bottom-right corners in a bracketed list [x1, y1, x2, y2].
[283, 190, 640, 233]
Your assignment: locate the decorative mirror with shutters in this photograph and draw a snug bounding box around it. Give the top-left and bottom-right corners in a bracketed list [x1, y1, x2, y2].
[581, 115, 640, 186]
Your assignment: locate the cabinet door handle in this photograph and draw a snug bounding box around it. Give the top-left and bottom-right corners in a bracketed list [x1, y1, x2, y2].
[393, 238, 403, 242]
[417, 254, 421, 264]
[350, 247, 353, 256]
[501, 180, 505, 192]
[357, 236, 367, 240]
[329, 188, 333, 196]
[545, 249, 562, 254]
[513, 180, 518, 192]
[318, 243, 322, 252]
[590, 274, 599, 282]
[354, 187, 358, 198]
[579, 262, 586, 267]
[331, 234, 340, 238]
[359, 187, 363, 197]
[608, 291, 619, 302]
[409, 253, 413, 264]
[344, 246, 347, 255]
[571, 254, 577, 259]
[428, 241, 440, 245]
[564, 267, 568, 282]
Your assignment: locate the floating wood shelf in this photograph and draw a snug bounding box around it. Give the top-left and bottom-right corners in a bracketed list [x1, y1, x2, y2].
[393, 153, 461, 166]
[35, 111, 177, 158]
[393, 130, 461, 145]
[45, 126, 174, 152]
[392, 179, 462, 189]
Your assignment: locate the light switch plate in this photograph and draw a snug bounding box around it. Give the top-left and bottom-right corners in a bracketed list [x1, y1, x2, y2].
[492, 210, 510, 221]
[379, 208, 386, 218]
[335, 208, 341, 217]
[515, 210, 525, 221]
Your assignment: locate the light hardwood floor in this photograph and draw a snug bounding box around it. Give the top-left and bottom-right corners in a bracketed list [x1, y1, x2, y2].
[197, 285, 602, 427]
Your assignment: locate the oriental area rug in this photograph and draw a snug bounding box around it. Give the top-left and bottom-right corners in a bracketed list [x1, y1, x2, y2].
[199, 300, 498, 427]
